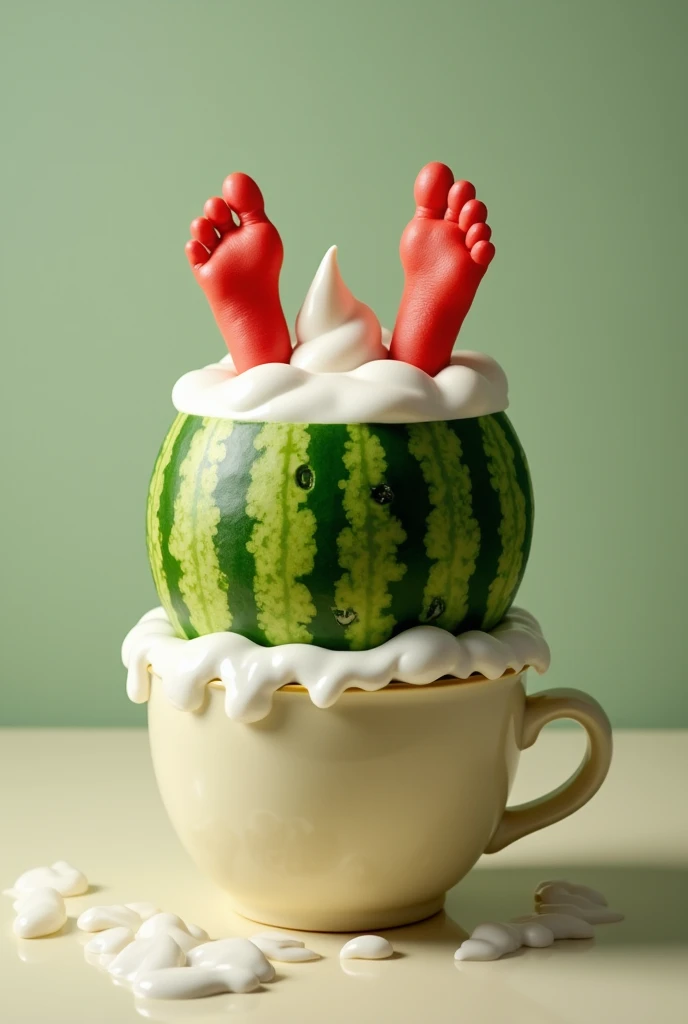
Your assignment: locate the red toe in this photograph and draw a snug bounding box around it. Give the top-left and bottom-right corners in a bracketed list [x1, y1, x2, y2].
[190, 217, 219, 252]
[458, 199, 488, 233]
[446, 180, 476, 222]
[413, 162, 455, 217]
[204, 196, 235, 233]
[222, 172, 266, 222]
[185, 239, 210, 269]
[470, 240, 495, 267]
[465, 222, 492, 247]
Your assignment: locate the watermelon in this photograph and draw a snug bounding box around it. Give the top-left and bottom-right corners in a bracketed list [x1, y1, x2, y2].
[146, 414, 533, 650]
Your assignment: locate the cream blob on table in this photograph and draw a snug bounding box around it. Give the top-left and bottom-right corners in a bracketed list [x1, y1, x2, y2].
[5, 861, 88, 899]
[339, 935, 394, 960]
[12, 888, 67, 939]
[249, 933, 321, 961]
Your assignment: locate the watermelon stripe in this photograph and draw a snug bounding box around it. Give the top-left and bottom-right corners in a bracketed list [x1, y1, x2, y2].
[334, 425, 407, 650]
[304, 423, 350, 649]
[480, 414, 528, 629]
[378, 424, 434, 634]
[212, 421, 267, 645]
[168, 417, 234, 636]
[153, 414, 201, 636]
[146, 412, 186, 636]
[450, 417, 504, 632]
[504, 413, 535, 600]
[246, 423, 317, 645]
[408, 421, 480, 631]
[157, 415, 202, 637]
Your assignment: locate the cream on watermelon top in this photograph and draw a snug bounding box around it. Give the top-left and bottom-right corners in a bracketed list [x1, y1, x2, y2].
[172, 246, 509, 424]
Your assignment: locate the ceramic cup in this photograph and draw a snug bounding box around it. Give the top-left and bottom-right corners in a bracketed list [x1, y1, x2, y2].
[147, 669, 612, 931]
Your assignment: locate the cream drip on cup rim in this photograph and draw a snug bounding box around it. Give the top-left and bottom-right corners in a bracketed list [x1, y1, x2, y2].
[122, 606, 549, 724]
[172, 246, 508, 424]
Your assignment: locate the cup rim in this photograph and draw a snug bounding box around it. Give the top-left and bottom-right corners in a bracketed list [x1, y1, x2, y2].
[201, 665, 527, 696]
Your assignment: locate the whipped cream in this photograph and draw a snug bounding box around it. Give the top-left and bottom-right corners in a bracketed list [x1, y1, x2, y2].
[123, 606, 550, 724]
[172, 246, 508, 424]
[292, 247, 387, 371]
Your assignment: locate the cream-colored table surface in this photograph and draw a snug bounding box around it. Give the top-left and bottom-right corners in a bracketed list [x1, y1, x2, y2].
[1, 729, 686, 1024]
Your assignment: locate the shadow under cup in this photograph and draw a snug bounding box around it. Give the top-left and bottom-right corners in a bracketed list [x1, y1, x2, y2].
[147, 669, 612, 932]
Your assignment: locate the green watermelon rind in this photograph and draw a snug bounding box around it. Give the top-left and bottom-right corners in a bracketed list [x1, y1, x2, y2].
[147, 413, 533, 651]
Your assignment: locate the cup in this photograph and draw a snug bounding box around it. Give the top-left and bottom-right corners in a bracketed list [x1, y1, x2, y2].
[147, 669, 612, 932]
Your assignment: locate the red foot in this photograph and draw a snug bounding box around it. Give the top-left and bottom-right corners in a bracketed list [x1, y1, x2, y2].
[389, 162, 495, 377]
[185, 173, 292, 373]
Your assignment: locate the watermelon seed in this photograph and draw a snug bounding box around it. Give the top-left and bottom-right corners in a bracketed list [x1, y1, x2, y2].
[424, 597, 445, 622]
[295, 465, 315, 490]
[370, 484, 394, 505]
[332, 607, 358, 627]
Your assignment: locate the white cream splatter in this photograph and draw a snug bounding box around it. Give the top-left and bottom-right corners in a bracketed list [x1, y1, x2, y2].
[536, 879, 607, 906]
[339, 935, 394, 960]
[518, 920, 557, 947]
[455, 937, 503, 962]
[5, 861, 88, 899]
[77, 904, 142, 932]
[108, 934, 186, 983]
[470, 922, 524, 954]
[189, 938, 275, 982]
[13, 887, 67, 939]
[535, 880, 624, 923]
[84, 926, 134, 957]
[512, 912, 595, 940]
[250, 933, 320, 961]
[456, 880, 623, 961]
[133, 965, 260, 999]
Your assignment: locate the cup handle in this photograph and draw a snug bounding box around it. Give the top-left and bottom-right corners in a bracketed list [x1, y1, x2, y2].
[484, 687, 613, 854]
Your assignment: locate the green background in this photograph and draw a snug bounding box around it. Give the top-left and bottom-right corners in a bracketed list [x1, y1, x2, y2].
[1, 0, 686, 727]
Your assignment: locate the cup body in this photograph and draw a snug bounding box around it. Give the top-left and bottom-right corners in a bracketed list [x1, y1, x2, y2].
[148, 671, 526, 931]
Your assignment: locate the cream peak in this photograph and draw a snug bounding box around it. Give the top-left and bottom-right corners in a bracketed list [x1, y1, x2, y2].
[296, 245, 358, 343]
[290, 246, 386, 372]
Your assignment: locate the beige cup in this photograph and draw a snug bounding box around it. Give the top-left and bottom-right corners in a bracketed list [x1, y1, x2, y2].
[147, 670, 612, 932]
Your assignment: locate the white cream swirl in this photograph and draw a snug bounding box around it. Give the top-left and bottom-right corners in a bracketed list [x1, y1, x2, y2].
[122, 607, 549, 724]
[171, 246, 508, 424]
[291, 246, 387, 372]
[173, 350, 507, 425]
